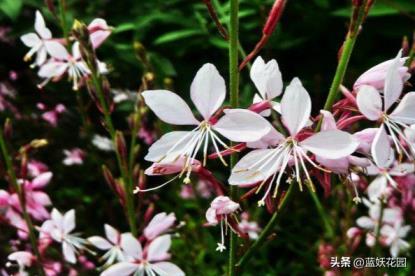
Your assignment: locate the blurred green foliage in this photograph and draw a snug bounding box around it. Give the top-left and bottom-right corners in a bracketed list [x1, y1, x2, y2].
[0, 0, 414, 274]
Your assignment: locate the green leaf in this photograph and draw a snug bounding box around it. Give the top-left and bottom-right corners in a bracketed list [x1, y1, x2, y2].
[0, 0, 22, 20]
[154, 29, 202, 45]
[331, 3, 415, 17]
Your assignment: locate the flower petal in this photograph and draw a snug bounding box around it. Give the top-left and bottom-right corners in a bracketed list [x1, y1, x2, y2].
[367, 176, 388, 201]
[213, 109, 271, 142]
[20, 33, 40, 47]
[88, 236, 112, 250]
[105, 224, 120, 244]
[62, 242, 76, 264]
[320, 110, 338, 131]
[356, 85, 383, 121]
[63, 209, 75, 234]
[142, 90, 199, 125]
[147, 235, 171, 262]
[250, 56, 282, 100]
[101, 262, 139, 276]
[120, 233, 142, 259]
[35, 11, 52, 39]
[151, 262, 185, 276]
[371, 126, 391, 168]
[246, 127, 284, 149]
[190, 63, 226, 120]
[300, 130, 359, 159]
[38, 61, 68, 78]
[384, 51, 404, 111]
[280, 77, 311, 135]
[44, 41, 69, 60]
[389, 92, 415, 125]
[356, 216, 374, 230]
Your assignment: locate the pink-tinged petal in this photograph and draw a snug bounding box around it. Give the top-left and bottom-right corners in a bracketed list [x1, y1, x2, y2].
[34, 11, 51, 39]
[63, 242, 76, 264]
[63, 209, 75, 234]
[142, 90, 199, 125]
[210, 196, 240, 214]
[353, 128, 378, 154]
[356, 216, 374, 230]
[205, 208, 218, 225]
[38, 61, 68, 78]
[213, 109, 271, 142]
[300, 130, 359, 159]
[367, 176, 388, 201]
[250, 56, 282, 100]
[246, 127, 284, 149]
[229, 148, 282, 186]
[88, 236, 112, 250]
[144, 213, 176, 240]
[90, 30, 111, 49]
[101, 262, 139, 276]
[20, 33, 40, 47]
[371, 126, 391, 169]
[316, 156, 349, 174]
[356, 85, 382, 121]
[384, 51, 404, 111]
[147, 235, 171, 262]
[151, 262, 185, 276]
[389, 163, 415, 176]
[144, 131, 197, 163]
[120, 233, 142, 259]
[389, 92, 415, 125]
[44, 41, 69, 60]
[31, 192, 52, 206]
[145, 158, 201, 176]
[281, 77, 311, 135]
[31, 172, 52, 188]
[190, 63, 226, 120]
[320, 110, 338, 131]
[105, 224, 120, 245]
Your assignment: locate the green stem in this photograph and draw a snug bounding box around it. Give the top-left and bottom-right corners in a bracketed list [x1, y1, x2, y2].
[0, 127, 45, 276]
[89, 73, 138, 236]
[236, 183, 295, 268]
[228, 0, 239, 275]
[309, 189, 334, 239]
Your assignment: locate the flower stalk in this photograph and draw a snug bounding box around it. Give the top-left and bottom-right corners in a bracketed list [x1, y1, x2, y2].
[228, 0, 239, 275]
[0, 125, 45, 276]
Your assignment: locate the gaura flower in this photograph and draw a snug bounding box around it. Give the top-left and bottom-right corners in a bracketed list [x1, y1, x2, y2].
[92, 134, 114, 152]
[87, 18, 112, 49]
[238, 212, 261, 240]
[142, 63, 270, 185]
[144, 212, 176, 241]
[205, 196, 241, 252]
[7, 251, 33, 276]
[88, 224, 126, 266]
[37, 103, 66, 127]
[381, 220, 411, 257]
[356, 50, 415, 158]
[20, 11, 55, 67]
[366, 126, 415, 201]
[356, 199, 401, 232]
[63, 148, 85, 166]
[101, 234, 184, 276]
[40, 209, 87, 264]
[229, 78, 359, 205]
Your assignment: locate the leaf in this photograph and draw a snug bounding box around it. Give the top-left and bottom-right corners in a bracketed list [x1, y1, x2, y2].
[0, 0, 22, 20]
[154, 29, 202, 45]
[113, 23, 137, 34]
[331, 3, 415, 17]
[148, 53, 176, 77]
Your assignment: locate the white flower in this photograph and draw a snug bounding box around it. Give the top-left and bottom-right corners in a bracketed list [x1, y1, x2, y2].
[7, 251, 33, 276]
[381, 221, 411, 257]
[20, 11, 54, 67]
[101, 234, 184, 276]
[92, 134, 114, 151]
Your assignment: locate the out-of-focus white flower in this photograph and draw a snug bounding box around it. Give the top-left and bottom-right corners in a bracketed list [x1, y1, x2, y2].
[92, 135, 114, 151]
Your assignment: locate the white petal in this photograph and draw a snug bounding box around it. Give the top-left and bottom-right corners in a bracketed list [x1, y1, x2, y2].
[320, 110, 338, 131]
[20, 33, 41, 47]
[371, 126, 391, 168]
[63, 209, 75, 234]
[367, 176, 387, 201]
[389, 163, 415, 176]
[246, 127, 284, 149]
[229, 149, 281, 186]
[356, 85, 383, 121]
[356, 216, 374, 230]
[101, 262, 139, 276]
[35, 11, 52, 39]
[147, 235, 171, 261]
[120, 233, 142, 259]
[151, 262, 185, 276]
[88, 236, 112, 250]
[38, 61, 68, 78]
[51, 208, 64, 228]
[144, 131, 196, 163]
[384, 51, 404, 111]
[105, 224, 119, 244]
[389, 92, 415, 125]
[142, 90, 199, 125]
[213, 109, 271, 142]
[44, 41, 69, 60]
[300, 130, 359, 159]
[63, 242, 76, 264]
[35, 47, 48, 66]
[190, 63, 226, 120]
[250, 56, 282, 100]
[281, 77, 311, 135]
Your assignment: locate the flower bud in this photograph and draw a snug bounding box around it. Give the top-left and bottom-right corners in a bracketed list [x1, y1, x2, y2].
[115, 131, 127, 162]
[3, 118, 12, 140]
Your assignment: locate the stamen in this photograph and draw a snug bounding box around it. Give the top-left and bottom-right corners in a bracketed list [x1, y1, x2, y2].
[134, 174, 180, 193]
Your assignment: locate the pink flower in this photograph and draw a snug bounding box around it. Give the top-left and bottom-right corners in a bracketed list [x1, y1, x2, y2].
[7, 251, 33, 275]
[381, 221, 411, 257]
[27, 160, 49, 177]
[63, 148, 85, 166]
[88, 224, 126, 265]
[354, 56, 410, 91]
[38, 103, 66, 127]
[144, 212, 176, 241]
[87, 18, 112, 49]
[143, 63, 271, 184]
[101, 234, 184, 276]
[206, 196, 240, 252]
[238, 212, 261, 240]
[229, 78, 359, 205]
